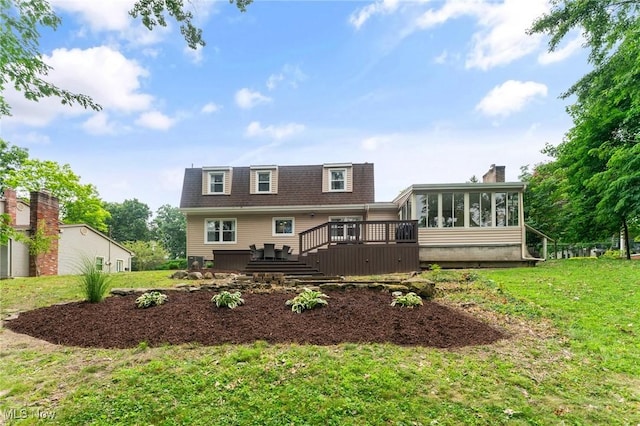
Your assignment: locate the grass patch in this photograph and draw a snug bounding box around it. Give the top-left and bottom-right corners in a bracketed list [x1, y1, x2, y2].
[1, 261, 639, 424]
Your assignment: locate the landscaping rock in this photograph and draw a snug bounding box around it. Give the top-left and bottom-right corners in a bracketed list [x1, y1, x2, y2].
[187, 272, 203, 280]
[319, 283, 344, 291]
[383, 284, 410, 293]
[403, 279, 436, 299]
[110, 288, 137, 296]
[170, 271, 188, 279]
[203, 272, 215, 280]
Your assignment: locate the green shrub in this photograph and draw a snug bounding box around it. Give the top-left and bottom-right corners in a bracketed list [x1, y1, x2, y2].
[286, 288, 329, 313]
[211, 291, 244, 309]
[157, 259, 188, 270]
[391, 292, 423, 308]
[136, 291, 168, 308]
[601, 249, 622, 259]
[78, 259, 112, 303]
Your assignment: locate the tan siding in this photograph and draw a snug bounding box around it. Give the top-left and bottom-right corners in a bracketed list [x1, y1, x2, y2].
[187, 210, 368, 257]
[418, 227, 522, 246]
[365, 209, 397, 221]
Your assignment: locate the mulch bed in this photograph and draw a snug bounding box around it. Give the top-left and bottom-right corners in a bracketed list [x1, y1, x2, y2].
[5, 289, 506, 349]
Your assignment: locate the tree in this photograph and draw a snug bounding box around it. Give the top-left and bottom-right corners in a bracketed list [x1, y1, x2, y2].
[1, 0, 252, 117]
[105, 199, 152, 243]
[0, 139, 28, 189]
[1, 140, 29, 245]
[530, 1, 640, 258]
[151, 204, 186, 259]
[123, 240, 168, 271]
[4, 158, 110, 232]
[0, 0, 100, 117]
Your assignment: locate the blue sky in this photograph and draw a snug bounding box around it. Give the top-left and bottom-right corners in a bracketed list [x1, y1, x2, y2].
[1, 0, 589, 212]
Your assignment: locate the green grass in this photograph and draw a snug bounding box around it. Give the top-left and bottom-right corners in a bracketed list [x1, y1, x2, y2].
[1, 262, 640, 425]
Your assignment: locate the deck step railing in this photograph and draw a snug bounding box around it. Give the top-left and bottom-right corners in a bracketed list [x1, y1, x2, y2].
[298, 220, 418, 256]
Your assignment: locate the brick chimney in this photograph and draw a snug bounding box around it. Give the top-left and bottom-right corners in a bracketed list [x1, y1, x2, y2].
[2, 188, 17, 226]
[29, 191, 60, 276]
[482, 164, 506, 183]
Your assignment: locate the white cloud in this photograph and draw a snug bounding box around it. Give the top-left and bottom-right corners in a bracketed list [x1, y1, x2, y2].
[201, 102, 221, 114]
[135, 111, 177, 131]
[8, 131, 51, 146]
[49, 0, 131, 32]
[3, 46, 153, 127]
[475, 80, 548, 117]
[234, 88, 272, 109]
[434, 50, 448, 64]
[82, 112, 118, 135]
[414, 0, 549, 70]
[266, 64, 307, 91]
[349, 0, 400, 30]
[49, 0, 172, 46]
[184, 45, 204, 64]
[244, 121, 305, 140]
[538, 34, 584, 65]
[361, 135, 392, 151]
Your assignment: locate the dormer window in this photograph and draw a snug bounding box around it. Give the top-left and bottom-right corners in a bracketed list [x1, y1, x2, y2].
[330, 169, 346, 191]
[250, 165, 278, 194]
[209, 172, 225, 194]
[257, 171, 271, 193]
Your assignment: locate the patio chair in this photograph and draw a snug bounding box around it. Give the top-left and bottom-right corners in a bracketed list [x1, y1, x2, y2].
[249, 244, 263, 260]
[277, 245, 292, 261]
[263, 243, 276, 260]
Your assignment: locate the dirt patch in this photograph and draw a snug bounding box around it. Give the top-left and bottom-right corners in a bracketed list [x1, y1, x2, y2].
[5, 289, 506, 349]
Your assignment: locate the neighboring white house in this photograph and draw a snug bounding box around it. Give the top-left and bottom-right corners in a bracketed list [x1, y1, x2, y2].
[0, 189, 133, 278]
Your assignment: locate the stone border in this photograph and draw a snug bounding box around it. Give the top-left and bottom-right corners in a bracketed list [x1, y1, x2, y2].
[111, 273, 436, 299]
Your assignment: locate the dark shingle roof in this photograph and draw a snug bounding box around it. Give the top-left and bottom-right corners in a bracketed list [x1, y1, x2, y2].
[180, 163, 374, 208]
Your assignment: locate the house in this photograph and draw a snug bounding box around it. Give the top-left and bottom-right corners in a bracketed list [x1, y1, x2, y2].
[180, 162, 542, 275]
[0, 189, 133, 278]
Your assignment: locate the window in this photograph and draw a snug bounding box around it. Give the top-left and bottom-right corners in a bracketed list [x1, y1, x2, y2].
[330, 217, 361, 240]
[116, 259, 124, 272]
[273, 218, 294, 236]
[507, 192, 519, 226]
[495, 193, 506, 226]
[209, 172, 225, 194]
[330, 169, 346, 191]
[257, 171, 271, 193]
[442, 193, 465, 228]
[469, 192, 492, 227]
[205, 219, 236, 243]
[418, 194, 439, 228]
[95, 256, 104, 271]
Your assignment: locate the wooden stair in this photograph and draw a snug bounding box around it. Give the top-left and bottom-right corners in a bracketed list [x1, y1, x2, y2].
[243, 259, 323, 276]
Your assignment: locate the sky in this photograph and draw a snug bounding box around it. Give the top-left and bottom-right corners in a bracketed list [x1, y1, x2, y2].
[0, 0, 590, 213]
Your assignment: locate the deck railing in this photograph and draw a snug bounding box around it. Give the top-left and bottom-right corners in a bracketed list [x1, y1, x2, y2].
[298, 220, 418, 256]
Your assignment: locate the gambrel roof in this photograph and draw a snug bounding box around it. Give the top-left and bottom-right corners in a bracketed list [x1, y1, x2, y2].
[180, 163, 375, 209]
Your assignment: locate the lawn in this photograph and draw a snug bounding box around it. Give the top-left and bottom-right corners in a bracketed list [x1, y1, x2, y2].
[1, 260, 639, 425]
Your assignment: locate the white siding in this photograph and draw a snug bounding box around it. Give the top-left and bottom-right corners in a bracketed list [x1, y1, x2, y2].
[58, 226, 132, 275]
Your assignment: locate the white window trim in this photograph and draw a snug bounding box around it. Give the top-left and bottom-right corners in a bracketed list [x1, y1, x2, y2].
[256, 170, 272, 193]
[95, 256, 105, 271]
[272, 217, 295, 236]
[115, 259, 124, 272]
[329, 168, 347, 192]
[208, 171, 226, 195]
[204, 218, 237, 244]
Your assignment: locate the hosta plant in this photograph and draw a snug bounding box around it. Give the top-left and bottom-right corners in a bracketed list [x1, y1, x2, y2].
[211, 291, 244, 309]
[286, 288, 329, 313]
[136, 291, 168, 309]
[391, 292, 423, 308]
